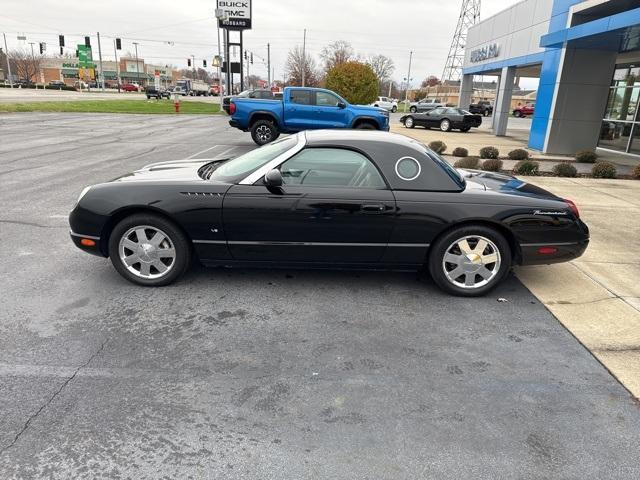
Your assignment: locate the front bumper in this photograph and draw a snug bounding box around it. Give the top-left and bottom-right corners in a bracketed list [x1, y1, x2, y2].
[70, 231, 106, 257]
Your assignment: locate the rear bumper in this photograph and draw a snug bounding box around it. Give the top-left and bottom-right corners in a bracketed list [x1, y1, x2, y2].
[519, 239, 589, 265]
[228, 119, 242, 129]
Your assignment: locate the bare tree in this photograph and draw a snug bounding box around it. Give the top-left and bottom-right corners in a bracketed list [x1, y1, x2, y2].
[421, 75, 441, 88]
[285, 46, 319, 86]
[367, 54, 395, 82]
[8, 49, 41, 83]
[320, 40, 355, 73]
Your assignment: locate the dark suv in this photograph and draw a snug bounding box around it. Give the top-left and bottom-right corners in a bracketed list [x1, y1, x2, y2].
[145, 86, 170, 99]
[469, 100, 493, 116]
[223, 89, 276, 114]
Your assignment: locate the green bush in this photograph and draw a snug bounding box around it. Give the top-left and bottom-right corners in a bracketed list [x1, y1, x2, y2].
[575, 150, 597, 163]
[325, 61, 378, 105]
[453, 156, 480, 169]
[632, 164, 640, 179]
[479, 146, 499, 159]
[508, 148, 530, 160]
[591, 161, 617, 179]
[428, 140, 447, 154]
[513, 160, 540, 175]
[552, 162, 578, 177]
[452, 147, 468, 157]
[481, 158, 503, 172]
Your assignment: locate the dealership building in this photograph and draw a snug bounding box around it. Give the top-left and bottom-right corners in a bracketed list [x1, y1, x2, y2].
[460, 0, 640, 157]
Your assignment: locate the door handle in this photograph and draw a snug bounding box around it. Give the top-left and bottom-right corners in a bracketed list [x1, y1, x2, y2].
[361, 203, 386, 213]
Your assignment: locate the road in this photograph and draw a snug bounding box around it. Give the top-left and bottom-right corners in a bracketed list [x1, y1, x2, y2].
[0, 87, 223, 103]
[1, 113, 639, 479]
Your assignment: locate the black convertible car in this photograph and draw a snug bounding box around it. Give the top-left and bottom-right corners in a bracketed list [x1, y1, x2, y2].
[69, 130, 588, 296]
[400, 107, 482, 132]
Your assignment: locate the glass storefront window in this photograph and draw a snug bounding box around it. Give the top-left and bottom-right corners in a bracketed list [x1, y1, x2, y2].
[604, 87, 640, 121]
[629, 125, 640, 155]
[598, 121, 633, 153]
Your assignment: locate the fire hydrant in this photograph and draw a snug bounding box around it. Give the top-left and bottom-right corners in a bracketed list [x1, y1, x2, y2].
[173, 93, 181, 113]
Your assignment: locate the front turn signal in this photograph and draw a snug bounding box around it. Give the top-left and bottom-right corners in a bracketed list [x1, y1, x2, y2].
[80, 238, 96, 247]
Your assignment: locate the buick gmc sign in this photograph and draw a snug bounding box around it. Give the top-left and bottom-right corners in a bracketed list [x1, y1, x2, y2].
[217, 0, 252, 30]
[470, 43, 500, 63]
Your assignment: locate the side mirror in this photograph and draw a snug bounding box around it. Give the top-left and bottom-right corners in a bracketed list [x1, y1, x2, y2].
[264, 169, 283, 190]
[337, 101, 346, 109]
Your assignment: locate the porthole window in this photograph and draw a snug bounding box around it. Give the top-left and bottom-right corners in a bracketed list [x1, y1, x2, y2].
[395, 157, 421, 181]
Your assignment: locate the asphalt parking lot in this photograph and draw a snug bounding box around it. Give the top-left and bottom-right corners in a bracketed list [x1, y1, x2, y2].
[1, 113, 639, 479]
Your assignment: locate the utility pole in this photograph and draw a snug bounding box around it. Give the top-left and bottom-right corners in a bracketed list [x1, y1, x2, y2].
[133, 42, 140, 87]
[301, 29, 307, 87]
[113, 39, 121, 92]
[191, 54, 195, 78]
[96, 32, 105, 92]
[28, 42, 36, 84]
[216, 12, 224, 109]
[267, 43, 271, 86]
[403, 50, 413, 113]
[3, 32, 13, 88]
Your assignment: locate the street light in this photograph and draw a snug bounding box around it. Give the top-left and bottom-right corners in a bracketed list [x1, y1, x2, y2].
[133, 42, 140, 88]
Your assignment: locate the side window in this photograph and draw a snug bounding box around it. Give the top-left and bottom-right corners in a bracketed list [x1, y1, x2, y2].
[315, 91, 340, 107]
[279, 148, 386, 189]
[290, 90, 313, 105]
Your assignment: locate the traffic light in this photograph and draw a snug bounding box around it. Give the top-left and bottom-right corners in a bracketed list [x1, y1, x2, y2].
[59, 35, 65, 47]
[250, 52, 253, 64]
[84, 36, 90, 47]
[39, 42, 45, 54]
[187, 58, 191, 67]
[115, 38, 122, 50]
[203, 60, 207, 68]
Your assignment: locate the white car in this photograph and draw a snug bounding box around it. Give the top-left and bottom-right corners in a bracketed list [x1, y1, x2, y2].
[371, 96, 398, 112]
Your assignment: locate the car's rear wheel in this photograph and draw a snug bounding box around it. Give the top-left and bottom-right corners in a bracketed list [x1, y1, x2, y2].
[483, 109, 490, 116]
[251, 120, 278, 145]
[391, 106, 397, 113]
[403, 116, 415, 128]
[410, 106, 417, 113]
[440, 119, 451, 132]
[108, 214, 191, 287]
[428, 225, 511, 296]
[461, 127, 470, 132]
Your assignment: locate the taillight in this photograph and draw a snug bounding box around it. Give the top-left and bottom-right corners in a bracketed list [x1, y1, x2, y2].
[564, 199, 579, 218]
[229, 102, 236, 115]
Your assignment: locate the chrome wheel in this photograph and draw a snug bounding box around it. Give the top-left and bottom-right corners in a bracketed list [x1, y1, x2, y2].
[440, 119, 451, 131]
[118, 226, 176, 280]
[404, 116, 414, 128]
[256, 125, 272, 143]
[442, 235, 501, 289]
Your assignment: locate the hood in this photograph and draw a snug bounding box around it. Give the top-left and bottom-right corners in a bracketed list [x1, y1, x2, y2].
[110, 159, 229, 183]
[350, 104, 388, 115]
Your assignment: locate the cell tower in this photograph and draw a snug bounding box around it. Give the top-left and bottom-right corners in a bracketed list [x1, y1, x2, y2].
[441, 0, 481, 82]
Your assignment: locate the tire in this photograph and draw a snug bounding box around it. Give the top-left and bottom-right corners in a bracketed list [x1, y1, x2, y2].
[514, 110, 522, 118]
[460, 127, 470, 132]
[428, 225, 511, 297]
[251, 119, 278, 145]
[391, 106, 397, 113]
[146, 95, 151, 100]
[440, 119, 451, 132]
[354, 122, 376, 130]
[483, 109, 490, 116]
[410, 106, 417, 113]
[108, 213, 191, 287]
[403, 116, 415, 129]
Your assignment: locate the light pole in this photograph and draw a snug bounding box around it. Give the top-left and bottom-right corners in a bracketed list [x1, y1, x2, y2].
[28, 42, 36, 84]
[133, 42, 140, 87]
[2, 32, 13, 88]
[301, 28, 306, 87]
[403, 50, 413, 112]
[113, 39, 121, 92]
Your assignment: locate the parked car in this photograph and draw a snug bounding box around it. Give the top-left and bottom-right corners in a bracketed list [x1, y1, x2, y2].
[401, 107, 482, 132]
[145, 85, 170, 99]
[229, 87, 390, 145]
[409, 98, 445, 113]
[69, 130, 589, 296]
[513, 103, 535, 117]
[223, 89, 275, 114]
[121, 83, 140, 92]
[469, 100, 493, 116]
[48, 80, 66, 88]
[210, 85, 221, 96]
[371, 96, 398, 112]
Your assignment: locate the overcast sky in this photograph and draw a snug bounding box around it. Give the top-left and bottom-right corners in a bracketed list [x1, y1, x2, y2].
[1, 0, 522, 85]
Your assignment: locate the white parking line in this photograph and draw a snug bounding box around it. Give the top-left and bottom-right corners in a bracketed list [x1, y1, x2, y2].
[186, 145, 220, 159]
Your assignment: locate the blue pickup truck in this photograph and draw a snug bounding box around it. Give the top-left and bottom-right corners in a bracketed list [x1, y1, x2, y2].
[228, 86, 390, 145]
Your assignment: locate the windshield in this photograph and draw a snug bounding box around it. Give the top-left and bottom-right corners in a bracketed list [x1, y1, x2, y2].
[237, 90, 252, 97]
[209, 136, 297, 183]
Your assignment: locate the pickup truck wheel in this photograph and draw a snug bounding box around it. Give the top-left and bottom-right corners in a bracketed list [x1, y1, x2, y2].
[251, 120, 277, 145]
[410, 106, 417, 113]
[355, 123, 376, 130]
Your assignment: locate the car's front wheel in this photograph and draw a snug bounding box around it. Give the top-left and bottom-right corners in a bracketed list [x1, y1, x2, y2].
[514, 110, 522, 117]
[428, 225, 511, 296]
[251, 120, 278, 145]
[391, 106, 397, 113]
[108, 214, 191, 286]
